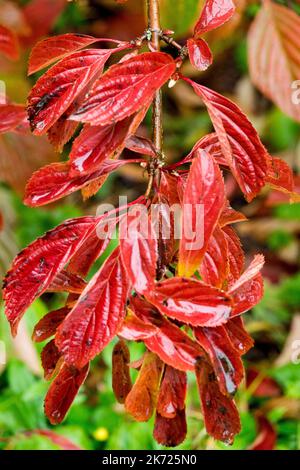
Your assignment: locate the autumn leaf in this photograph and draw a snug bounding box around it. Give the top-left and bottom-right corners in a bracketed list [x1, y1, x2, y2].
[28, 33, 111, 75]
[56, 248, 130, 369]
[112, 340, 132, 404]
[229, 254, 265, 316]
[3, 217, 98, 336]
[125, 352, 163, 422]
[0, 24, 19, 60]
[184, 78, 269, 201]
[32, 307, 70, 343]
[130, 296, 204, 371]
[187, 38, 212, 71]
[157, 366, 187, 418]
[195, 326, 244, 396]
[0, 104, 27, 133]
[248, 1, 300, 122]
[71, 52, 176, 126]
[150, 277, 232, 327]
[195, 362, 241, 444]
[194, 0, 236, 37]
[119, 208, 157, 295]
[178, 150, 225, 277]
[28, 48, 120, 135]
[199, 225, 229, 288]
[44, 363, 89, 425]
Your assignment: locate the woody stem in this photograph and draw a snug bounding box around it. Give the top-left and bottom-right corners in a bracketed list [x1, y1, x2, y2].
[145, 0, 163, 198]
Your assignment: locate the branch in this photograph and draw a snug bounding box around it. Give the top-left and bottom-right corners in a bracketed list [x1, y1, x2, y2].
[145, 0, 163, 197]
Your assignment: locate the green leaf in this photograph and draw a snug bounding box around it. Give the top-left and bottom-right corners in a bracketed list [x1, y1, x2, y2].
[160, 0, 203, 37]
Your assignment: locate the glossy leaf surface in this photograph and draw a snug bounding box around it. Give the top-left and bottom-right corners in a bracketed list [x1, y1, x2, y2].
[71, 52, 176, 126]
[194, 0, 236, 37]
[150, 277, 232, 327]
[125, 352, 163, 422]
[3, 217, 97, 335]
[178, 150, 225, 277]
[186, 79, 269, 201]
[44, 363, 89, 425]
[56, 248, 130, 368]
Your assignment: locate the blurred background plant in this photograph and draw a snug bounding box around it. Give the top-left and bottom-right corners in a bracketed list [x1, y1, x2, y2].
[0, 0, 300, 450]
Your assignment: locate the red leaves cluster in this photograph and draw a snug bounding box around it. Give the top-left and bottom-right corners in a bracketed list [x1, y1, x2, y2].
[3, 0, 299, 449]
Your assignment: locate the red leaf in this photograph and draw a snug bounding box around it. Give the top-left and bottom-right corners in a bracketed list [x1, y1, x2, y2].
[199, 225, 229, 288]
[47, 116, 78, 153]
[249, 415, 277, 450]
[229, 255, 264, 316]
[24, 159, 140, 207]
[157, 366, 187, 418]
[69, 116, 135, 176]
[184, 79, 269, 201]
[194, 0, 236, 37]
[67, 222, 117, 278]
[247, 369, 281, 398]
[229, 254, 264, 296]
[68, 196, 145, 277]
[22, 0, 66, 46]
[3, 217, 97, 336]
[28, 34, 106, 75]
[195, 326, 244, 396]
[225, 317, 254, 356]
[195, 362, 241, 444]
[0, 24, 19, 60]
[125, 135, 156, 157]
[266, 157, 295, 194]
[46, 270, 86, 294]
[56, 247, 130, 369]
[0, 104, 27, 133]
[248, 1, 300, 122]
[118, 309, 158, 341]
[41, 339, 62, 380]
[125, 352, 163, 422]
[153, 409, 187, 447]
[112, 339, 132, 403]
[222, 226, 245, 287]
[159, 172, 181, 206]
[219, 203, 247, 227]
[178, 150, 225, 277]
[150, 277, 232, 327]
[33, 307, 70, 343]
[71, 52, 176, 126]
[119, 208, 157, 295]
[28, 48, 116, 135]
[187, 38, 213, 71]
[44, 363, 89, 425]
[130, 296, 204, 371]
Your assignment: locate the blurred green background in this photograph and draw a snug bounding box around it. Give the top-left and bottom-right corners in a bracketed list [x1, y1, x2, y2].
[0, 0, 300, 450]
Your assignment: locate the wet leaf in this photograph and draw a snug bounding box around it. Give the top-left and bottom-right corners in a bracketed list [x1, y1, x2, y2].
[44, 363, 89, 425]
[150, 277, 232, 327]
[3, 217, 97, 335]
[71, 52, 176, 126]
[112, 340, 132, 404]
[157, 366, 187, 418]
[153, 408, 187, 447]
[125, 352, 163, 422]
[195, 362, 241, 444]
[195, 326, 244, 396]
[178, 150, 225, 277]
[194, 0, 236, 37]
[119, 208, 157, 295]
[185, 79, 269, 201]
[248, 1, 300, 122]
[32, 307, 70, 343]
[56, 248, 130, 369]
